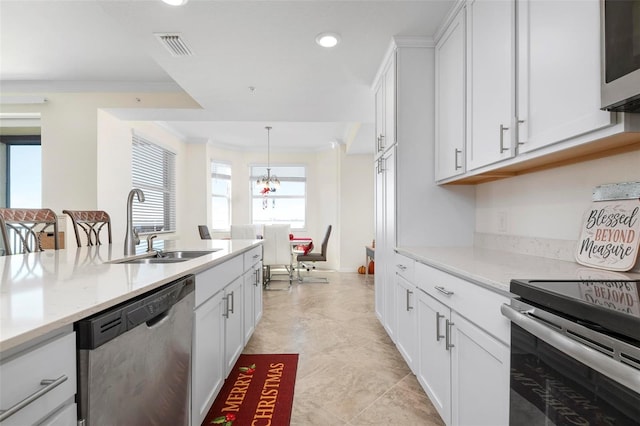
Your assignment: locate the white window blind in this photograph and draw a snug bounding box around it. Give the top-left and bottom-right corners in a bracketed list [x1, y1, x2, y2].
[131, 134, 176, 234]
[211, 161, 232, 231]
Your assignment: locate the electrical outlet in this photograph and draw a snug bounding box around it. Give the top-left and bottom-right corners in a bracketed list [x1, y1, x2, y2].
[498, 211, 508, 233]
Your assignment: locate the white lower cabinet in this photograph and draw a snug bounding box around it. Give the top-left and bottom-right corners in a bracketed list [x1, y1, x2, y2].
[450, 312, 510, 426]
[193, 290, 226, 426]
[224, 276, 245, 375]
[417, 290, 452, 425]
[192, 245, 263, 426]
[413, 262, 510, 426]
[0, 330, 77, 426]
[395, 274, 417, 371]
[243, 258, 263, 344]
[393, 255, 417, 372]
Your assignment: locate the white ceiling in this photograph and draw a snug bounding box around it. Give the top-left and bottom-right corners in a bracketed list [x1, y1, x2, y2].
[0, 0, 454, 153]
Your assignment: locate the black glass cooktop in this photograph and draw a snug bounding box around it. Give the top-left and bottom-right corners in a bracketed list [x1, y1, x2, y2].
[510, 279, 640, 343]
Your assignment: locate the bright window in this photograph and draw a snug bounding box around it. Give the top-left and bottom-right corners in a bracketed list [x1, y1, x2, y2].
[211, 161, 231, 231]
[251, 165, 306, 229]
[0, 137, 41, 208]
[131, 134, 176, 234]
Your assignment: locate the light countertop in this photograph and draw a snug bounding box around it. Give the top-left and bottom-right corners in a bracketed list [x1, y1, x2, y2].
[0, 239, 262, 352]
[396, 246, 640, 296]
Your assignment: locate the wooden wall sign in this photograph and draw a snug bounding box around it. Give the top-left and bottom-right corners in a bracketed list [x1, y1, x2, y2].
[575, 198, 640, 271]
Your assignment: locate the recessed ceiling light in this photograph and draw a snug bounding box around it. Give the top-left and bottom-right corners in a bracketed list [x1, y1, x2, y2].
[162, 0, 188, 6]
[315, 32, 341, 48]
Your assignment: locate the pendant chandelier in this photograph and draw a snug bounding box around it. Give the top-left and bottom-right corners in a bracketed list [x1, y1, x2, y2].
[256, 126, 280, 209]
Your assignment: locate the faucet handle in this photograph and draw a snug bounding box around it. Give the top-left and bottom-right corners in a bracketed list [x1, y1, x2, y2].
[146, 234, 157, 252]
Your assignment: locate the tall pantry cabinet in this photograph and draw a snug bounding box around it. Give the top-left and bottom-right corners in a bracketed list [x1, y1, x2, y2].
[373, 37, 475, 342]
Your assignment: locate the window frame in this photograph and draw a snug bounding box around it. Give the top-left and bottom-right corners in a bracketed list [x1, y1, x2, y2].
[211, 160, 232, 232]
[131, 133, 177, 235]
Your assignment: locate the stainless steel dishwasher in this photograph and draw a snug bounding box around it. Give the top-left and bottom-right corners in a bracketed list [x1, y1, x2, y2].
[75, 275, 195, 426]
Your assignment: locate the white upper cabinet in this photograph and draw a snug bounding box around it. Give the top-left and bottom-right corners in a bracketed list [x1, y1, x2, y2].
[466, 0, 516, 170]
[516, 0, 614, 153]
[374, 53, 397, 156]
[435, 6, 467, 180]
[435, 0, 638, 184]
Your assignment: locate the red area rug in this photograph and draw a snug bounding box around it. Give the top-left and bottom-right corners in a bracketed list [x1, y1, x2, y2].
[202, 354, 299, 426]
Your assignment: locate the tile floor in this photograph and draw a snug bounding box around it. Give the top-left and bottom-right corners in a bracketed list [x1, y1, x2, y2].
[243, 271, 445, 425]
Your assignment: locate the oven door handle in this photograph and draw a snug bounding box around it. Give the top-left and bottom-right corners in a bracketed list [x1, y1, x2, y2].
[501, 303, 640, 393]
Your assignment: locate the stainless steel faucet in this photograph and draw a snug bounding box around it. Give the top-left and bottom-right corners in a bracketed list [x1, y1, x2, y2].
[124, 188, 145, 255]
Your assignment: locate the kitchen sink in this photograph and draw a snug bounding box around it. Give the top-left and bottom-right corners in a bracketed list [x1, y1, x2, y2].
[109, 249, 221, 264]
[159, 250, 220, 259]
[117, 257, 190, 264]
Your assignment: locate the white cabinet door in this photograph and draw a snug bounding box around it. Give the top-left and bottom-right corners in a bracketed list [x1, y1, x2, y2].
[0, 331, 77, 426]
[450, 312, 510, 426]
[224, 277, 244, 376]
[395, 274, 417, 372]
[417, 290, 451, 426]
[382, 148, 396, 341]
[516, 0, 613, 153]
[375, 80, 385, 154]
[467, 0, 515, 170]
[192, 291, 225, 426]
[436, 7, 466, 181]
[252, 262, 263, 326]
[374, 159, 385, 323]
[242, 261, 263, 345]
[243, 268, 256, 344]
[384, 53, 396, 149]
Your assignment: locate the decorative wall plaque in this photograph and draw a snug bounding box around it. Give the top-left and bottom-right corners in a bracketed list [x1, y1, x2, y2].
[575, 198, 640, 271]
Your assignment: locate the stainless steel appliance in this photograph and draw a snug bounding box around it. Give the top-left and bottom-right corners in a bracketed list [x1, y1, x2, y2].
[502, 279, 640, 425]
[75, 275, 195, 426]
[601, 0, 640, 112]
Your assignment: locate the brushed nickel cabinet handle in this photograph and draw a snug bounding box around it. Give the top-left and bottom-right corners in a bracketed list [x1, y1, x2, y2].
[0, 375, 68, 422]
[454, 149, 462, 170]
[499, 124, 510, 153]
[435, 286, 454, 296]
[436, 312, 445, 342]
[406, 289, 414, 311]
[446, 319, 455, 350]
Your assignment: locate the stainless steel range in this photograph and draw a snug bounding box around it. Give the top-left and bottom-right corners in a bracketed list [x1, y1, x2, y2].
[501, 279, 640, 425]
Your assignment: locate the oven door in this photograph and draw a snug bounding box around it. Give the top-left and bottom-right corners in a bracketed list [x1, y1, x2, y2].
[501, 301, 640, 425]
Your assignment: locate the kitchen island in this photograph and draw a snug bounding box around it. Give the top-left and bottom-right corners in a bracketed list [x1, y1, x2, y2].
[0, 238, 263, 426]
[0, 238, 262, 352]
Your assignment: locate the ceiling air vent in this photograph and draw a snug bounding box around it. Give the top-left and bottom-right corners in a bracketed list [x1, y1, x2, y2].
[154, 33, 193, 57]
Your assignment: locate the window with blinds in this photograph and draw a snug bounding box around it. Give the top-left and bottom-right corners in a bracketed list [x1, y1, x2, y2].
[211, 161, 232, 231]
[131, 134, 176, 234]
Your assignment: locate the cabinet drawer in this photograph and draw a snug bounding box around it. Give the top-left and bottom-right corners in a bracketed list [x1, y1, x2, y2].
[0, 332, 76, 426]
[415, 262, 510, 344]
[243, 245, 263, 269]
[196, 255, 244, 307]
[394, 253, 415, 282]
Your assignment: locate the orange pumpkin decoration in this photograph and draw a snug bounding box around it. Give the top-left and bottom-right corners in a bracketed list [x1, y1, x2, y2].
[357, 265, 366, 274]
[368, 261, 375, 274]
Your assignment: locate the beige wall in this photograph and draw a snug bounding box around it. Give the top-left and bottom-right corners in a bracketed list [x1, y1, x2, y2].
[2, 91, 199, 213]
[476, 150, 640, 241]
[203, 144, 373, 272]
[1, 91, 375, 270]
